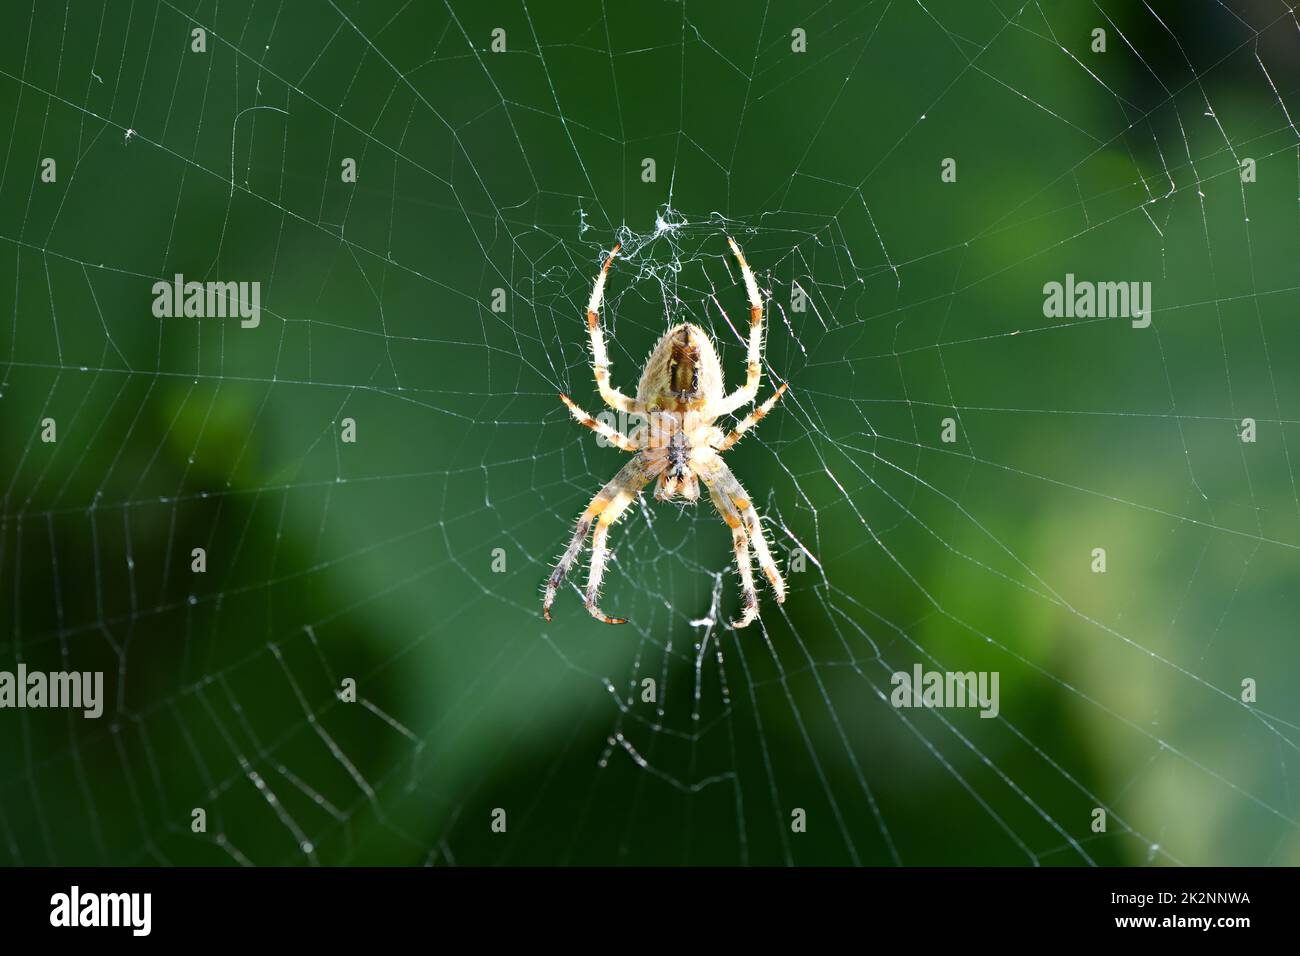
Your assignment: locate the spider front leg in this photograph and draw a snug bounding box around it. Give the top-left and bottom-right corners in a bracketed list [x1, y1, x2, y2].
[586, 244, 649, 417]
[585, 490, 640, 624]
[728, 492, 787, 606]
[542, 456, 649, 623]
[702, 460, 786, 625]
[702, 473, 760, 628]
[712, 237, 767, 418]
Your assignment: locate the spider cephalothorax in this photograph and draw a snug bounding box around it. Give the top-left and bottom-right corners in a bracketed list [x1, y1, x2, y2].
[545, 237, 788, 628]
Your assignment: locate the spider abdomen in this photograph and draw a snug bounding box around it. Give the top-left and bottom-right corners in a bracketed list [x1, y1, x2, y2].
[636, 322, 725, 410]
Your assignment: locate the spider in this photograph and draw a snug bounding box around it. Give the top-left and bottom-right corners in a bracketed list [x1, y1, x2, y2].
[543, 236, 788, 629]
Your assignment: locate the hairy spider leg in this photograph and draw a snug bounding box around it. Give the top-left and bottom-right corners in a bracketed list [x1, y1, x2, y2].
[705, 458, 786, 612]
[543, 456, 650, 623]
[559, 393, 640, 452]
[717, 383, 788, 451]
[586, 244, 649, 416]
[711, 237, 767, 418]
[701, 465, 760, 628]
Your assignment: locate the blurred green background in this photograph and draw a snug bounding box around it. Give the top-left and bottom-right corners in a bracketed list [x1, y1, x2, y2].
[1, 0, 1298, 865]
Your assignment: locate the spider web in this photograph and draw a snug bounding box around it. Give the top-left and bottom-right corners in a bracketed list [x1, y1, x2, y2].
[2, 0, 1299, 866]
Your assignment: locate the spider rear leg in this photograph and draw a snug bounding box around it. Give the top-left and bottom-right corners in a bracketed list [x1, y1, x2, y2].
[559, 393, 639, 452]
[712, 237, 767, 418]
[585, 244, 649, 417]
[717, 383, 787, 452]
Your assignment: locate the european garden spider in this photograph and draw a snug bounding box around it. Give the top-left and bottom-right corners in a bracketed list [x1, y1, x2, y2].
[543, 237, 788, 629]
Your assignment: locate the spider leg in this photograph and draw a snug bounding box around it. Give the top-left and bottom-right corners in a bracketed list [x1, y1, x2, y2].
[708, 460, 786, 607]
[586, 244, 649, 417]
[710, 237, 766, 418]
[559, 394, 640, 452]
[700, 468, 760, 628]
[542, 456, 649, 622]
[584, 501, 634, 624]
[716, 383, 787, 452]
